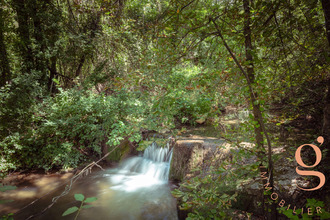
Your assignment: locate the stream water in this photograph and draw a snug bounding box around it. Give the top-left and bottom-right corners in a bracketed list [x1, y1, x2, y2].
[12, 143, 178, 220]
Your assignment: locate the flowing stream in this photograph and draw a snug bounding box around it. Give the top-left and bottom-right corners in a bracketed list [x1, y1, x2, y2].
[13, 143, 178, 220]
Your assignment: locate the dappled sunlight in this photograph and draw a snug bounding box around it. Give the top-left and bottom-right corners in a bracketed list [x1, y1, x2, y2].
[34, 177, 62, 194]
[1, 187, 37, 200]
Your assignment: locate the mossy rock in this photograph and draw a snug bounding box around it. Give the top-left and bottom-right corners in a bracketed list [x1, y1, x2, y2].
[169, 140, 204, 181]
[105, 138, 133, 162]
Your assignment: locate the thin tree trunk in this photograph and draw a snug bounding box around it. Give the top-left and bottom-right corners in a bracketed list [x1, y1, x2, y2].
[212, 0, 275, 218]
[156, 0, 162, 12]
[322, 0, 330, 44]
[242, 1, 276, 218]
[75, 55, 85, 77]
[48, 57, 58, 94]
[0, 7, 11, 86]
[243, 0, 264, 157]
[12, 0, 34, 73]
[31, 2, 48, 78]
[74, 10, 101, 78]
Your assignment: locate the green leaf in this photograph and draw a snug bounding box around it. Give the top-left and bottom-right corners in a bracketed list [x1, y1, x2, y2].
[52, 78, 60, 85]
[62, 206, 79, 216]
[74, 194, 85, 201]
[82, 205, 93, 209]
[85, 197, 97, 203]
[302, 213, 312, 220]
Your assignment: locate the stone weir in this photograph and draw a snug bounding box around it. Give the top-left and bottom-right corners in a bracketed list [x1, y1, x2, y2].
[169, 135, 227, 181]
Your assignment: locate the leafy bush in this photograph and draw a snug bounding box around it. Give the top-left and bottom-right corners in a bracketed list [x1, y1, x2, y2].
[278, 198, 330, 220]
[152, 89, 215, 126]
[0, 87, 145, 172]
[172, 146, 258, 219]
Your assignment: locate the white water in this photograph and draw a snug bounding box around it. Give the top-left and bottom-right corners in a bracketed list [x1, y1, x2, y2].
[31, 142, 178, 220]
[87, 142, 178, 220]
[108, 142, 173, 192]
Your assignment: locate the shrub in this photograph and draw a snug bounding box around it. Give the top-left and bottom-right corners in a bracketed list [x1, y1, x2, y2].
[0, 87, 145, 172]
[152, 89, 215, 126]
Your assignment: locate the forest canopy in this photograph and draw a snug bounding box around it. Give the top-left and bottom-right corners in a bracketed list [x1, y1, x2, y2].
[1, 0, 330, 218]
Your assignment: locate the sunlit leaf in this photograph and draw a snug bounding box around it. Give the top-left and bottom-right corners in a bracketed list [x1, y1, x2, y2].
[82, 205, 93, 209]
[62, 206, 79, 216]
[84, 197, 97, 203]
[74, 194, 85, 201]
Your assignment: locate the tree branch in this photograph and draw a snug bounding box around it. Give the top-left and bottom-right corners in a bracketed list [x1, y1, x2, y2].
[211, 16, 273, 184]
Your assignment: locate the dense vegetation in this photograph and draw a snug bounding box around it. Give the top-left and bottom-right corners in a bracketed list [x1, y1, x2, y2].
[1, 0, 330, 219]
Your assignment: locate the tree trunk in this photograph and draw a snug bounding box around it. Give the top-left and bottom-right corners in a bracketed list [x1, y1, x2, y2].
[12, 0, 34, 73]
[48, 57, 58, 94]
[322, 0, 330, 44]
[31, 2, 49, 81]
[75, 55, 85, 77]
[243, 0, 264, 157]
[243, 0, 276, 219]
[0, 6, 11, 87]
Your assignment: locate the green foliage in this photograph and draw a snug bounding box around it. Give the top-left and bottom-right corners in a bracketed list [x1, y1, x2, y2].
[62, 193, 97, 220]
[0, 0, 329, 217]
[172, 144, 257, 219]
[0, 87, 147, 172]
[0, 213, 14, 220]
[62, 207, 79, 217]
[74, 194, 85, 202]
[153, 90, 212, 125]
[0, 74, 41, 136]
[150, 66, 217, 126]
[278, 199, 330, 220]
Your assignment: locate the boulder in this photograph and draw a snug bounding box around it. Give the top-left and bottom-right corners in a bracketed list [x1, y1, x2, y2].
[102, 137, 137, 162]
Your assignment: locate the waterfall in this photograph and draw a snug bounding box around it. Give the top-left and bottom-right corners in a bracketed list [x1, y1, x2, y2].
[108, 142, 173, 192]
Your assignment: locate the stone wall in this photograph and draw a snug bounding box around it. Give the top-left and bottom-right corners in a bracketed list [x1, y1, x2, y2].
[169, 136, 226, 181]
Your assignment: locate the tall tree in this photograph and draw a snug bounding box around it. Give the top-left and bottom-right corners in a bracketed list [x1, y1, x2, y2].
[210, 0, 276, 217]
[242, 0, 276, 218]
[0, 6, 11, 87]
[12, 0, 34, 73]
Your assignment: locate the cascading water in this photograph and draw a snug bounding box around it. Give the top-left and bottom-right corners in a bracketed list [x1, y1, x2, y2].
[94, 142, 178, 220]
[109, 142, 173, 192]
[27, 142, 178, 220]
